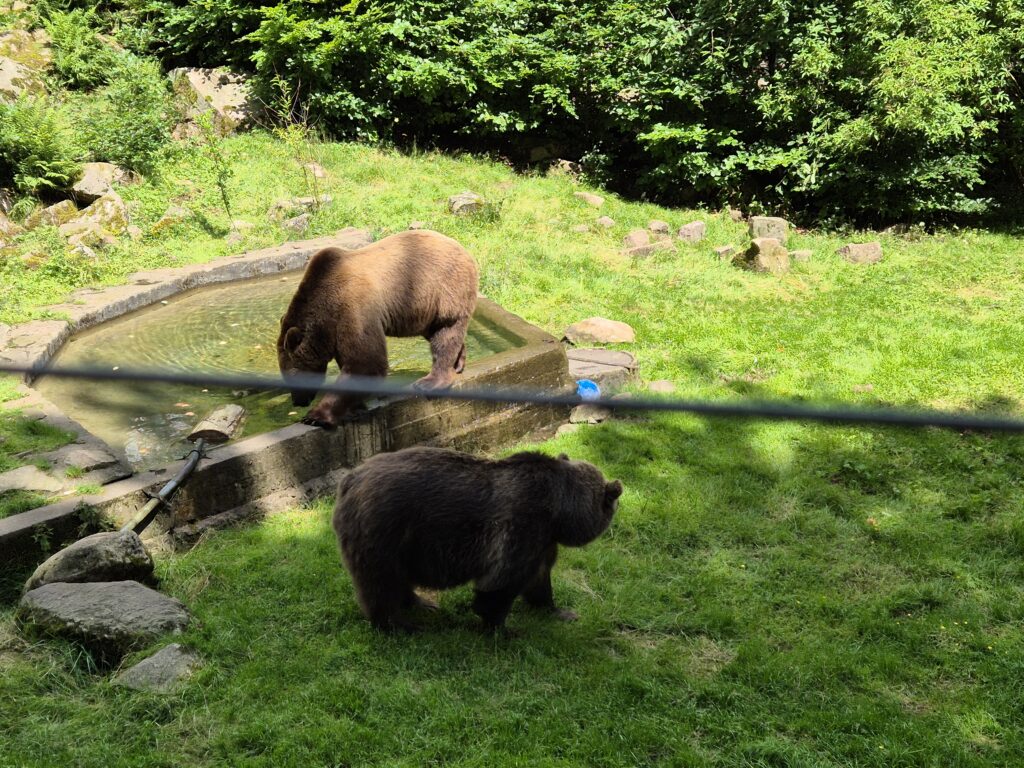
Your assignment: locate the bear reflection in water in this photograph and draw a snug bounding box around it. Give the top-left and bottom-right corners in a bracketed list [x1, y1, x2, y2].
[333, 446, 623, 634]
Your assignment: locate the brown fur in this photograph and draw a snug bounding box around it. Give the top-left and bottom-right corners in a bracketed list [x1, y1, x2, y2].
[332, 447, 623, 633]
[277, 230, 479, 426]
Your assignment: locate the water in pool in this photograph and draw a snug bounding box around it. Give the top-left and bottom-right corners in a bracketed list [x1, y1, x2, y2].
[36, 273, 520, 470]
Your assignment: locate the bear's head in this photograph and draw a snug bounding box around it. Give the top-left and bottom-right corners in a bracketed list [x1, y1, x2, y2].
[552, 454, 623, 547]
[277, 323, 328, 406]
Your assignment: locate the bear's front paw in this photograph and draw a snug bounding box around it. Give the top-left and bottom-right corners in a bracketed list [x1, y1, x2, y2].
[301, 412, 337, 430]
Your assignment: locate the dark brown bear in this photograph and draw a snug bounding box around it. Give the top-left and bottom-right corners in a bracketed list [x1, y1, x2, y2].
[277, 230, 479, 428]
[333, 446, 623, 633]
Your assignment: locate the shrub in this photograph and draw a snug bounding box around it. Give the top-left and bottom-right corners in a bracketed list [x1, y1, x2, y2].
[44, 8, 123, 89]
[77, 54, 175, 173]
[0, 97, 83, 194]
[129, 0, 1024, 223]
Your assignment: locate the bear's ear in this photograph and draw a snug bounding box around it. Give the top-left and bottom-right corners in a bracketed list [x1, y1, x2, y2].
[282, 326, 304, 353]
[605, 480, 623, 501]
[558, 453, 570, 461]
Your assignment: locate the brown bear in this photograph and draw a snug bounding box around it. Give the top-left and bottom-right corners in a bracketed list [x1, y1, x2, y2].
[277, 230, 479, 427]
[332, 446, 623, 633]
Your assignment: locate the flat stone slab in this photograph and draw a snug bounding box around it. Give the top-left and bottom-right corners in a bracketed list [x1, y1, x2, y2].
[19, 581, 189, 652]
[0, 465, 63, 494]
[39, 444, 121, 473]
[567, 348, 636, 392]
[112, 643, 200, 693]
[838, 242, 882, 264]
[748, 216, 789, 244]
[25, 530, 154, 592]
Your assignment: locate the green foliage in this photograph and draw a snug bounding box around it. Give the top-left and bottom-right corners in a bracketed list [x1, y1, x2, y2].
[43, 8, 123, 89]
[134, 0, 1022, 223]
[194, 111, 235, 216]
[0, 97, 83, 194]
[76, 54, 175, 173]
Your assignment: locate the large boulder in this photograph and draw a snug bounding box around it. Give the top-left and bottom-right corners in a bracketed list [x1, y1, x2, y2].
[169, 67, 253, 133]
[838, 242, 883, 264]
[564, 317, 635, 344]
[19, 581, 189, 653]
[740, 237, 790, 274]
[24, 530, 154, 593]
[72, 162, 134, 204]
[0, 55, 42, 100]
[112, 643, 201, 693]
[447, 191, 484, 216]
[0, 210, 24, 239]
[748, 216, 789, 244]
[25, 200, 78, 230]
[59, 190, 130, 245]
[677, 221, 706, 243]
[574, 191, 605, 208]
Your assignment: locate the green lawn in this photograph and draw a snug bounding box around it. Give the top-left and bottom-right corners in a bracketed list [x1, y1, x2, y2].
[2, 135, 1024, 766]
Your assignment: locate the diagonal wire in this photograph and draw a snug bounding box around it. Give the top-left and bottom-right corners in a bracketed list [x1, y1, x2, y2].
[2, 362, 1024, 433]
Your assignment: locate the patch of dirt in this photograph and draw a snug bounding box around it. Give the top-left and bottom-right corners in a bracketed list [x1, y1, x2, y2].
[685, 636, 737, 679]
[956, 287, 1004, 301]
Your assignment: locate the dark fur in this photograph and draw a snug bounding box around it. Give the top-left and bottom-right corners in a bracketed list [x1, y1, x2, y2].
[277, 230, 479, 427]
[332, 447, 624, 633]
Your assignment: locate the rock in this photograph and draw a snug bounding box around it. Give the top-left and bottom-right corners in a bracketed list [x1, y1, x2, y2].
[408, 220, 426, 230]
[567, 348, 637, 391]
[0, 188, 15, 214]
[69, 242, 98, 260]
[77, 190, 130, 235]
[0, 28, 52, 70]
[838, 242, 882, 265]
[625, 241, 672, 259]
[728, 208, 745, 222]
[740, 237, 790, 274]
[126, 225, 143, 240]
[0, 210, 24, 239]
[447, 191, 484, 216]
[623, 229, 650, 249]
[564, 317, 635, 345]
[24, 530, 154, 593]
[791, 249, 812, 263]
[60, 220, 110, 249]
[748, 216, 789, 244]
[282, 213, 311, 235]
[230, 219, 253, 233]
[570, 404, 612, 424]
[574, 192, 605, 208]
[168, 67, 252, 133]
[25, 200, 78, 230]
[596, 216, 615, 228]
[151, 204, 190, 233]
[572, 224, 591, 233]
[648, 220, 670, 234]
[0, 464, 63, 494]
[19, 249, 48, 269]
[0, 55, 42, 100]
[112, 643, 201, 693]
[555, 423, 580, 437]
[267, 195, 332, 220]
[171, 121, 202, 141]
[549, 159, 580, 176]
[714, 245, 737, 261]
[72, 163, 133, 204]
[648, 380, 676, 394]
[303, 162, 327, 179]
[19, 581, 189, 653]
[40, 444, 122, 474]
[677, 221, 706, 243]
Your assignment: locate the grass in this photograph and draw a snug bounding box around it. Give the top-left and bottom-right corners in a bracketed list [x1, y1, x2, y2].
[2, 134, 1024, 765]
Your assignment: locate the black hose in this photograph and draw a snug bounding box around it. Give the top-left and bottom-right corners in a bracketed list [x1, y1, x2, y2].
[121, 438, 206, 535]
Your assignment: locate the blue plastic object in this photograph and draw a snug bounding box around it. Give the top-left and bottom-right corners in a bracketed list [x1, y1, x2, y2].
[576, 379, 601, 401]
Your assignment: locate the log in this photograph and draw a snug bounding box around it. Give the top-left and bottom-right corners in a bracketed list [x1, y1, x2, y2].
[188, 405, 245, 444]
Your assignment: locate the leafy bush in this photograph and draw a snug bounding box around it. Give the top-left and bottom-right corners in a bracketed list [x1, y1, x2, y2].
[124, 0, 1024, 223]
[44, 8, 123, 89]
[0, 97, 83, 194]
[76, 54, 176, 173]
